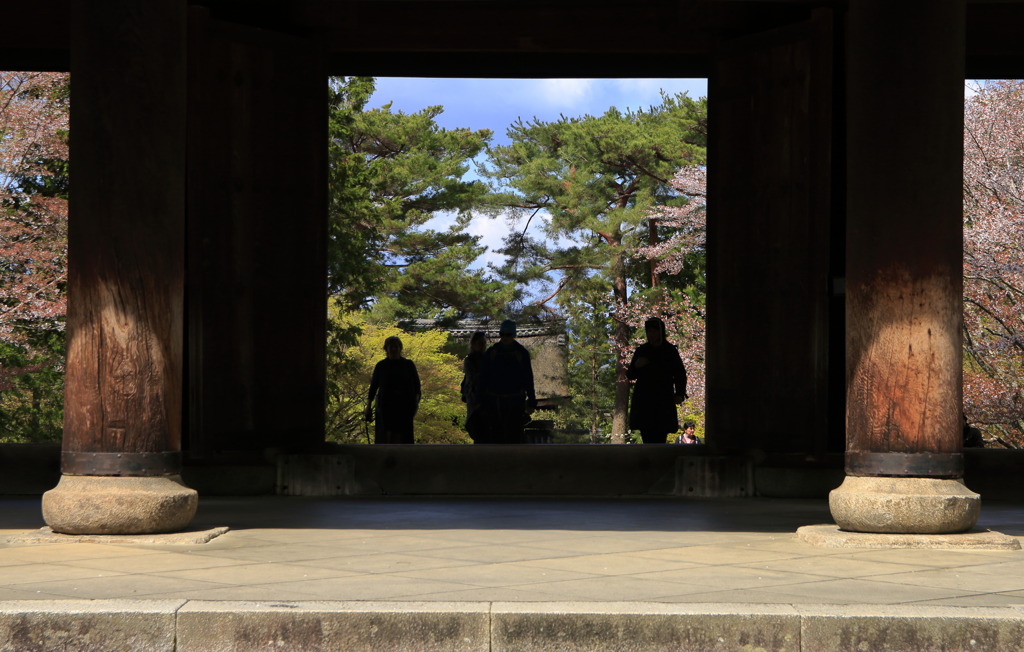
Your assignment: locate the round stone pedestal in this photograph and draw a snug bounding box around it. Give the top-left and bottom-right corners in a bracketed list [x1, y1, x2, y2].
[42, 475, 198, 535]
[829, 476, 980, 534]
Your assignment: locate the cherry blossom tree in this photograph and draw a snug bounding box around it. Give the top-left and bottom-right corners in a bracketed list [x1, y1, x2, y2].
[0, 72, 68, 344]
[616, 166, 707, 434]
[962, 80, 1024, 447]
[0, 71, 69, 441]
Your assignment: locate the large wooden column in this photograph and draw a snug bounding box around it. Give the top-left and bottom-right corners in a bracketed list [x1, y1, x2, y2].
[185, 11, 327, 459]
[707, 11, 841, 457]
[42, 0, 197, 534]
[829, 0, 978, 533]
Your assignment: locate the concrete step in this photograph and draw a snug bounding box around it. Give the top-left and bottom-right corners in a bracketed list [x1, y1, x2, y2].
[4, 600, 1024, 651]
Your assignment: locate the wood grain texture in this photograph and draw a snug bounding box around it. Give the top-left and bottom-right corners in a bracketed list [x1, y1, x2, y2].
[64, 0, 187, 461]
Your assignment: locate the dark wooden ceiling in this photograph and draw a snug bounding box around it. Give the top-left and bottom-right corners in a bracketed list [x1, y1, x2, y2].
[2, 0, 1023, 78]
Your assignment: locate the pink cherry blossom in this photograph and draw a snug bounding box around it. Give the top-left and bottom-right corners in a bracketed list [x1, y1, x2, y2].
[962, 80, 1024, 446]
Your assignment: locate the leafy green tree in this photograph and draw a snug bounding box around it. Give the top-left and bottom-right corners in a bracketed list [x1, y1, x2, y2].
[326, 306, 469, 445]
[553, 277, 616, 442]
[483, 93, 707, 440]
[328, 77, 513, 325]
[0, 333, 65, 442]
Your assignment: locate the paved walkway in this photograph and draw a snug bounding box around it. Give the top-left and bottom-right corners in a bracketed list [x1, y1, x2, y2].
[3, 495, 1024, 649]
[4, 496, 1024, 605]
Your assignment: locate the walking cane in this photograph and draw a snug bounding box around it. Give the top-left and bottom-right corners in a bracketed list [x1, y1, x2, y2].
[363, 405, 373, 444]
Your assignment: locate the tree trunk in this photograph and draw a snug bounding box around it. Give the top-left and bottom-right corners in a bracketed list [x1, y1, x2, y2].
[611, 248, 630, 443]
[648, 218, 660, 288]
[590, 356, 599, 443]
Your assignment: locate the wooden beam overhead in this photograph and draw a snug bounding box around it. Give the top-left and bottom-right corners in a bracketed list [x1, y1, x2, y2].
[2, 1, 1024, 77]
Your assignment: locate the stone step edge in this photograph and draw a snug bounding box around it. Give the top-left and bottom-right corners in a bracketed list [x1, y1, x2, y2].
[4, 601, 1024, 651]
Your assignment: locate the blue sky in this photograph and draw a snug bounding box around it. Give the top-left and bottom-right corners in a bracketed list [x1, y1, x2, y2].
[367, 78, 708, 272]
[369, 78, 707, 147]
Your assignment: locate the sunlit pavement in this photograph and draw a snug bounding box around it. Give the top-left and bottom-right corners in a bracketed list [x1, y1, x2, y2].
[3, 496, 1024, 649]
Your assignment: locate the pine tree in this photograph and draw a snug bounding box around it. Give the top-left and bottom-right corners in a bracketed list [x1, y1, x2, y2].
[482, 93, 707, 440]
[328, 77, 513, 326]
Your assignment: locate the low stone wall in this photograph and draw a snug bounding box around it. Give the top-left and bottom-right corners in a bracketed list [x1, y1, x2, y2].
[5, 600, 1024, 651]
[277, 445, 717, 497]
[4, 444, 1024, 500]
[0, 444, 60, 494]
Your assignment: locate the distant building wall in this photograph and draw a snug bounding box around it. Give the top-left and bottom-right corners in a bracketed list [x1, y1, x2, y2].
[405, 319, 569, 408]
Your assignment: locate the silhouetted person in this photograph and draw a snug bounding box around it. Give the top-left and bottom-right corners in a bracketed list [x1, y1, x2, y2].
[461, 331, 488, 443]
[479, 319, 536, 444]
[364, 336, 421, 444]
[627, 317, 687, 444]
[963, 415, 984, 448]
[675, 421, 701, 445]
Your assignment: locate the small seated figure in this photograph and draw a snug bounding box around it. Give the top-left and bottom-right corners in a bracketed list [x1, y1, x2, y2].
[675, 421, 701, 445]
[963, 415, 984, 448]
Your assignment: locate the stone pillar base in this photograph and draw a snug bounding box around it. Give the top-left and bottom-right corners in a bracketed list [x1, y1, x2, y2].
[42, 475, 198, 535]
[829, 476, 979, 534]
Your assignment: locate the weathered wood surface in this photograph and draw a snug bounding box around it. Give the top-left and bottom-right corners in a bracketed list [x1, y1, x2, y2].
[844, 0, 965, 474]
[7, 1, 1024, 79]
[63, 0, 187, 468]
[707, 12, 838, 456]
[185, 11, 327, 457]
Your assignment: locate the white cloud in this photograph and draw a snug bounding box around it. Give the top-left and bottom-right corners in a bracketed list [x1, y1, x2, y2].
[421, 210, 516, 270]
[614, 78, 665, 93]
[468, 213, 511, 269]
[535, 79, 595, 108]
[464, 209, 561, 271]
[612, 79, 707, 109]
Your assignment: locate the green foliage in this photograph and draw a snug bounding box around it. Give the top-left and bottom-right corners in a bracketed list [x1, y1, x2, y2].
[483, 93, 708, 436]
[0, 333, 64, 443]
[483, 93, 708, 279]
[551, 276, 616, 442]
[328, 77, 513, 322]
[325, 306, 470, 444]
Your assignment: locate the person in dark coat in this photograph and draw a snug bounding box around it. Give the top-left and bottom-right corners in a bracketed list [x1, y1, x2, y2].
[460, 331, 488, 443]
[627, 317, 688, 444]
[479, 319, 536, 444]
[364, 336, 421, 444]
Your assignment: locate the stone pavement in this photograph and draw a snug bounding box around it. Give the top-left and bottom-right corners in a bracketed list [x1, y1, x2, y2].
[3, 495, 1024, 650]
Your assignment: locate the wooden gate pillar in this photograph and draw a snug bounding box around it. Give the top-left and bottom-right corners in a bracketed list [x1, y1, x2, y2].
[707, 11, 839, 458]
[42, 0, 197, 534]
[829, 0, 979, 533]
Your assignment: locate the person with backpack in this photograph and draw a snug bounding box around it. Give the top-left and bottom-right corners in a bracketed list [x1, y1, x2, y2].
[479, 320, 536, 444]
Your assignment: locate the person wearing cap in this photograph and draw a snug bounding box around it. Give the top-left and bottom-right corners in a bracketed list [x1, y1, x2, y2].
[627, 317, 688, 444]
[478, 319, 537, 444]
